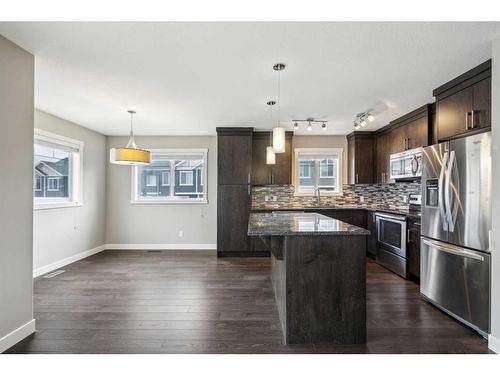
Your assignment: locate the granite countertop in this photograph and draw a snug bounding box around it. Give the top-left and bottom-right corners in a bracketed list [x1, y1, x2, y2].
[250, 205, 421, 219]
[248, 212, 370, 236]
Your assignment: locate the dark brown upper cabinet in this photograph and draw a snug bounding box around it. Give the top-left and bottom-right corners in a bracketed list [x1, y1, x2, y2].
[347, 131, 375, 184]
[433, 59, 491, 141]
[251, 131, 293, 185]
[216, 127, 253, 185]
[388, 104, 431, 152]
[371, 104, 431, 184]
[375, 130, 390, 183]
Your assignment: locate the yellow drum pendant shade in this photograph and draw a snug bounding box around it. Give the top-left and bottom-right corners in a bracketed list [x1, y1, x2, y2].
[109, 147, 151, 165]
[110, 110, 151, 165]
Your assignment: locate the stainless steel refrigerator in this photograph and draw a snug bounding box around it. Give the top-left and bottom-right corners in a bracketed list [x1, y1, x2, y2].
[421, 132, 491, 337]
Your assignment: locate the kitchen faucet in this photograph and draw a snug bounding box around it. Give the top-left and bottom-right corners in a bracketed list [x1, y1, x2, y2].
[315, 187, 321, 206]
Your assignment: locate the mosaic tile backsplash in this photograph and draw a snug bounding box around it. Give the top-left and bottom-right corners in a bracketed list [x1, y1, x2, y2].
[251, 183, 422, 210]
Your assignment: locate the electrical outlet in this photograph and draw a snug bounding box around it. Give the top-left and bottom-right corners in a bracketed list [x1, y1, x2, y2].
[178, 230, 183, 237]
[271, 195, 278, 202]
[359, 196, 365, 203]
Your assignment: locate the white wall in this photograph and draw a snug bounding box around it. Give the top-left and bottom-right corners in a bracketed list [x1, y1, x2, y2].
[489, 35, 500, 353]
[106, 136, 217, 247]
[33, 110, 107, 274]
[0, 35, 35, 351]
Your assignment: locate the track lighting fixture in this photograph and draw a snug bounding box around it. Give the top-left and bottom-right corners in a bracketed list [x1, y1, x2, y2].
[353, 112, 374, 130]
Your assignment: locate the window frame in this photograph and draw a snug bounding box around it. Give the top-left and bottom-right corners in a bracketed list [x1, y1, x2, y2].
[131, 148, 208, 204]
[34, 129, 84, 210]
[294, 148, 343, 196]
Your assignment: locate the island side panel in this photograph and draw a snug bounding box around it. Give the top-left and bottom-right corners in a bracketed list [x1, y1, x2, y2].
[269, 236, 287, 342]
[284, 235, 367, 344]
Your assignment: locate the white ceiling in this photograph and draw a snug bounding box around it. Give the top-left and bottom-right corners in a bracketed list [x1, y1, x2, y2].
[1, 22, 499, 136]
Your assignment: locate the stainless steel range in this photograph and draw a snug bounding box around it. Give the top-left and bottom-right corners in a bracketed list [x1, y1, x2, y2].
[375, 194, 421, 278]
[420, 132, 491, 337]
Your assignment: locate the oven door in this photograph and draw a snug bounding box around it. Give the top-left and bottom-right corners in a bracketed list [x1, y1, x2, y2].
[376, 213, 407, 257]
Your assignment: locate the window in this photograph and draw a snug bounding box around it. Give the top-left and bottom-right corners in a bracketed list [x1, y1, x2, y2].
[179, 171, 193, 186]
[47, 177, 60, 191]
[161, 171, 170, 186]
[320, 159, 335, 178]
[132, 148, 208, 204]
[34, 129, 84, 209]
[299, 161, 311, 178]
[146, 174, 157, 186]
[34, 174, 42, 191]
[294, 148, 343, 195]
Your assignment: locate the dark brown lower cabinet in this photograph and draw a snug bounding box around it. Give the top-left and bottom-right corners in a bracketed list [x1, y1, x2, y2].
[320, 209, 367, 229]
[366, 211, 377, 258]
[407, 218, 421, 279]
[217, 184, 251, 255]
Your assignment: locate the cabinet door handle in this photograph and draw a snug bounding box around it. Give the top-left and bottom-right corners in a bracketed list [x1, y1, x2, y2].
[465, 112, 469, 130]
[407, 138, 411, 149]
[248, 184, 251, 195]
[356, 173, 359, 184]
[247, 173, 251, 184]
[404, 138, 407, 150]
[471, 110, 475, 129]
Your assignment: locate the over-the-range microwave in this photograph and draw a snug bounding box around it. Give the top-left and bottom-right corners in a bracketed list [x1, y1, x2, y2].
[389, 147, 422, 180]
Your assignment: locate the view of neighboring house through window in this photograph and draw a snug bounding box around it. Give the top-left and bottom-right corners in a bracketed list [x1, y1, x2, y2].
[295, 148, 343, 195]
[34, 129, 83, 209]
[132, 149, 208, 203]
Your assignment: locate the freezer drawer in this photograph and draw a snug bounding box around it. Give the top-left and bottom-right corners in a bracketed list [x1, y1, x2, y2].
[420, 237, 490, 335]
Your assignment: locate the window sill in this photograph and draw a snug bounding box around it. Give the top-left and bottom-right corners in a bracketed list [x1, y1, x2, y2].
[34, 202, 83, 210]
[294, 191, 343, 197]
[130, 199, 208, 205]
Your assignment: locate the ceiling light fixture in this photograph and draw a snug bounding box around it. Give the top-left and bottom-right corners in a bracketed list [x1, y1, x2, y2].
[266, 100, 276, 165]
[292, 118, 328, 132]
[272, 63, 286, 154]
[353, 111, 374, 130]
[110, 110, 151, 165]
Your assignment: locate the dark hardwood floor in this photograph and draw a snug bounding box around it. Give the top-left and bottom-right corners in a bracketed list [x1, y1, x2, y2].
[6, 250, 489, 354]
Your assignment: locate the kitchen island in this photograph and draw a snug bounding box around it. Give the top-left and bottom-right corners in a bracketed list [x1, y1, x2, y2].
[248, 212, 370, 344]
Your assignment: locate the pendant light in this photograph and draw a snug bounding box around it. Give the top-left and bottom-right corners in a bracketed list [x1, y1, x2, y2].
[110, 110, 151, 165]
[272, 63, 286, 154]
[266, 101, 276, 165]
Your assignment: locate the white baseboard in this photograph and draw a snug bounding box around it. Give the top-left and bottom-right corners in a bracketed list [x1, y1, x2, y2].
[0, 319, 36, 353]
[105, 243, 217, 250]
[489, 334, 500, 353]
[33, 244, 107, 278]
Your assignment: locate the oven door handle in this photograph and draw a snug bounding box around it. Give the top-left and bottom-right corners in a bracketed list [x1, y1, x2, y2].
[375, 213, 406, 222]
[422, 239, 484, 261]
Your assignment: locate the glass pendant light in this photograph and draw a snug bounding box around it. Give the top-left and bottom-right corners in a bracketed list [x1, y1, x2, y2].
[266, 101, 276, 165]
[110, 110, 151, 165]
[266, 145, 276, 164]
[272, 63, 286, 154]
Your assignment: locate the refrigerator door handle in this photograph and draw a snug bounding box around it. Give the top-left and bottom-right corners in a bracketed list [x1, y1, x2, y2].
[438, 151, 449, 231]
[444, 151, 459, 232]
[422, 239, 485, 261]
